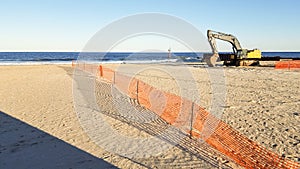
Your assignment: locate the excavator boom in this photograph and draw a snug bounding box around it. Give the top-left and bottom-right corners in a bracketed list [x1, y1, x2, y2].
[207, 30, 243, 54]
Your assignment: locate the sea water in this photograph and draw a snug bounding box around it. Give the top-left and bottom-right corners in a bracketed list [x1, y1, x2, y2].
[0, 52, 299, 65]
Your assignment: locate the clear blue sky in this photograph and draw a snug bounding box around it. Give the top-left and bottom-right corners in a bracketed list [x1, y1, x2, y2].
[0, 0, 299, 52]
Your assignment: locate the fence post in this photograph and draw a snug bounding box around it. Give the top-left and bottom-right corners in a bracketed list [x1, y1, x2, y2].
[99, 65, 103, 77]
[113, 71, 116, 84]
[136, 80, 139, 104]
[190, 101, 195, 138]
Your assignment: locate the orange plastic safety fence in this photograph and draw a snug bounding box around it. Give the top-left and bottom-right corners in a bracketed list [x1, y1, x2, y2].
[80, 63, 300, 169]
[275, 60, 300, 69]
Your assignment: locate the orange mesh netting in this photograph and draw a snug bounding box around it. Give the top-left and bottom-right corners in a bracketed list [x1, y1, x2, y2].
[275, 60, 300, 70]
[74, 63, 300, 169]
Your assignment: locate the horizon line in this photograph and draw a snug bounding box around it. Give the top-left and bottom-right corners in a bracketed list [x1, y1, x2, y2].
[1, 50, 300, 53]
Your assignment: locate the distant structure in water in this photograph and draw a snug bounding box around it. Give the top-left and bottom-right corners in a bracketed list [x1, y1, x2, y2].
[168, 48, 171, 59]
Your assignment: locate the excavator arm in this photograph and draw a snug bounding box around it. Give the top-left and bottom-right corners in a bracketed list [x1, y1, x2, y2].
[205, 30, 245, 66]
[207, 30, 243, 55]
[204, 29, 261, 67]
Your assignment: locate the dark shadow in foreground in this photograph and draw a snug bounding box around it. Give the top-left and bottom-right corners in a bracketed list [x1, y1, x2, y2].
[0, 111, 117, 169]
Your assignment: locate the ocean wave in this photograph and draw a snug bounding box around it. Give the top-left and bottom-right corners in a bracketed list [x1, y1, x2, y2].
[0, 61, 73, 65]
[0, 59, 179, 65]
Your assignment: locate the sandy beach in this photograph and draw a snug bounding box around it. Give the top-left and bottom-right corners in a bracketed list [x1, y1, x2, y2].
[0, 64, 299, 168]
[99, 63, 300, 163]
[2, 0, 300, 168]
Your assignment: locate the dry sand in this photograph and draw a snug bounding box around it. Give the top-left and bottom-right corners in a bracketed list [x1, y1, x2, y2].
[105, 63, 300, 162]
[0, 64, 299, 168]
[0, 65, 236, 169]
[223, 67, 300, 162]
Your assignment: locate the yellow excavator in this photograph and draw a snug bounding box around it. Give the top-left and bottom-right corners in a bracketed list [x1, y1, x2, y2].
[204, 30, 262, 66]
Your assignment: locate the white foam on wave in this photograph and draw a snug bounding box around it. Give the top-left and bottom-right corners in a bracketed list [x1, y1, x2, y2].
[75, 59, 178, 64]
[0, 59, 179, 66]
[0, 61, 72, 66]
[122, 59, 178, 64]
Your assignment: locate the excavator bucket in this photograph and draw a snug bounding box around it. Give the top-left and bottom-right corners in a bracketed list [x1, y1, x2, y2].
[204, 54, 219, 67]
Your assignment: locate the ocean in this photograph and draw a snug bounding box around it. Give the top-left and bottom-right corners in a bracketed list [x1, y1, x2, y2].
[0, 52, 299, 65]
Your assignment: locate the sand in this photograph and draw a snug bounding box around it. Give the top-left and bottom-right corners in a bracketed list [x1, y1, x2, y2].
[101, 63, 300, 162]
[223, 67, 300, 162]
[0, 64, 299, 168]
[0, 65, 236, 169]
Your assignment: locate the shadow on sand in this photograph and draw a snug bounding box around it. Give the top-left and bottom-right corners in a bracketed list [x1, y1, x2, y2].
[64, 65, 237, 168]
[0, 111, 117, 169]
